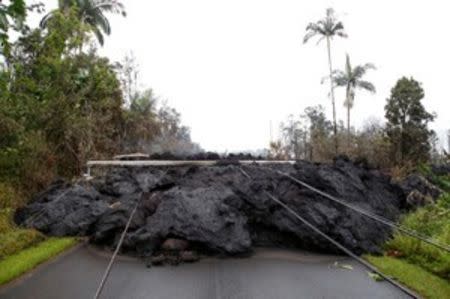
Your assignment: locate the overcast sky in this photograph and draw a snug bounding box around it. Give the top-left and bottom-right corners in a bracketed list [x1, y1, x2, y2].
[37, 0, 449, 152]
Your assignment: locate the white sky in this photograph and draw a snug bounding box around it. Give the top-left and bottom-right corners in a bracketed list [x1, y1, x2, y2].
[37, 0, 450, 152]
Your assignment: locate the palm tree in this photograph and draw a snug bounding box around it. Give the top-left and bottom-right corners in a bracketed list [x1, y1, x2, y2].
[40, 0, 126, 46]
[332, 54, 376, 145]
[303, 8, 347, 154]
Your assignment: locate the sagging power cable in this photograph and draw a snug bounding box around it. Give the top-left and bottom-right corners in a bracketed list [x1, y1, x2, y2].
[256, 165, 450, 253]
[239, 167, 418, 299]
[93, 169, 168, 299]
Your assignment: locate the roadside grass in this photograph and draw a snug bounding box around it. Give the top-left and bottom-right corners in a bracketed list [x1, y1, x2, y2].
[0, 229, 46, 259]
[366, 255, 450, 299]
[0, 237, 78, 285]
[385, 191, 450, 280]
[366, 173, 450, 299]
[0, 209, 46, 260]
[0, 207, 78, 286]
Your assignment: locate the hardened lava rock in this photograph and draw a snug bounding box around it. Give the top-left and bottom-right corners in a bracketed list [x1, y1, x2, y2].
[15, 158, 408, 259]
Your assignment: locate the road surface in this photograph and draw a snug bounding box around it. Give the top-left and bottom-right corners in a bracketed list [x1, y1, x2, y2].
[0, 245, 412, 299]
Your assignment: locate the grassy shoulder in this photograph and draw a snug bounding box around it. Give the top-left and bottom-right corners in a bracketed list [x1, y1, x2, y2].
[385, 188, 450, 280]
[366, 173, 450, 299]
[366, 255, 450, 299]
[0, 237, 78, 285]
[0, 208, 46, 259]
[0, 207, 78, 286]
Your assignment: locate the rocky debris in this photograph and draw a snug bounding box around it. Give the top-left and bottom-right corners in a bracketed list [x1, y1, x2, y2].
[180, 251, 200, 263]
[146, 238, 199, 267]
[406, 190, 434, 207]
[147, 250, 200, 267]
[400, 174, 442, 207]
[161, 238, 189, 251]
[148, 254, 165, 267]
[16, 158, 409, 263]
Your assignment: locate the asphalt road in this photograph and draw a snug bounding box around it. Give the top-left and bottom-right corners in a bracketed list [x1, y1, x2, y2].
[0, 245, 412, 299]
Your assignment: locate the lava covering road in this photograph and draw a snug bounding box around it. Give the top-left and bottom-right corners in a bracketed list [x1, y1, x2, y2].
[15, 157, 412, 263]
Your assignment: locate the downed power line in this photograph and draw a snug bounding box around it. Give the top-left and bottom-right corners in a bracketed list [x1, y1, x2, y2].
[93, 169, 168, 299]
[239, 167, 418, 299]
[257, 165, 450, 253]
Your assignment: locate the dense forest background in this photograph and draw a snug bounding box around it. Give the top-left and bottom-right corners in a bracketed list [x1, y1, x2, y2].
[0, 1, 200, 203]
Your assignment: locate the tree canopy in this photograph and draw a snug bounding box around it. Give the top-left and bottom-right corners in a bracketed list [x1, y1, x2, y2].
[0, 3, 199, 193]
[40, 0, 126, 45]
[385, 77, 435, 164]
[332, 54, 376, 142]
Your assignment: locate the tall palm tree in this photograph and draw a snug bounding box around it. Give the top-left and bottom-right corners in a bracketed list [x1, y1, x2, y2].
[40, 0, 126, 46]
[332, 54, 376, 145]
[303, 8, 347, 154]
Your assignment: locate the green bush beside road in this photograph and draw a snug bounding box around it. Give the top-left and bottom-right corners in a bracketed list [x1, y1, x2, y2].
[0, 209, 45, 259]
[386, 172, 450, 280]
[367, 174, 450, 298]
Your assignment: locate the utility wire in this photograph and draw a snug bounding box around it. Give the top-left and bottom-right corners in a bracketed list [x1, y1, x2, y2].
[239, 167, 418, 299]
[256, 165, 450, 253]
[93, 169, 168, 299]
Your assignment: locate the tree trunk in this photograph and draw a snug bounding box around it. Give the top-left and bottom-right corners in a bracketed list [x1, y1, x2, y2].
[326, 37, 338, 154]
[345, 86, 352, 151]
[347, 104, 350, 148]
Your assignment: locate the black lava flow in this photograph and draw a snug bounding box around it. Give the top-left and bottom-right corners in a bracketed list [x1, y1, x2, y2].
[15, 157, 445, 263]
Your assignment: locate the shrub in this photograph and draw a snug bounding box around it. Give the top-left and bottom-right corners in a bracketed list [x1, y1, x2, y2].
[0, 209, 13, 234]
[0, 209, 46, 260]
[0, 230, 45, 260]
[0, 184, 24, 210]
[386, 192, 450, 279]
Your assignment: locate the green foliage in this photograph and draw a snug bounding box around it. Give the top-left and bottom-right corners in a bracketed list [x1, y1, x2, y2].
[40, 0, 126, 46]
[0, 183, 23, 210]
[1, 10, 124, 183]
[351, 119, 392, 168]
[385, 77, 435, 165]
[332, 54, 376, 143]
[0, 1, 196, 208]
[0, 209, 13, 234]
[303, 8, 348, 154]
[332, 54, 376, 110]
[0, 0, 26, 57]
[0, 208, 45, 260]
[122, 89, 159, 151]
[418, 164, 450, 192]
[275, 105, 333, 161]
[0, 237, 77, 285]
[0, 207, 75, 287]
[366, 255, 450, 299]
[385, 191, 450, 279]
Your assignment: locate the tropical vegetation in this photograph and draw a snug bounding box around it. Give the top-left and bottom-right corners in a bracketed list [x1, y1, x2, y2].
[0, 0, 198, 284]
[40, 0, 126, 45]
[303, 8, 347, 154]
[367, 172, 450, 298]
[332, 54, 376, 145]
[385, 77, 436, 165]
[0, 3, 448, 297]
